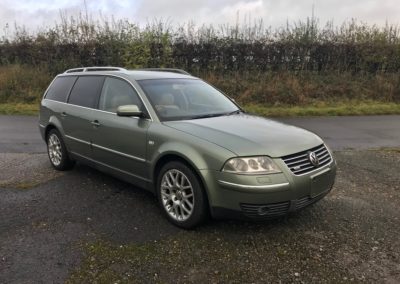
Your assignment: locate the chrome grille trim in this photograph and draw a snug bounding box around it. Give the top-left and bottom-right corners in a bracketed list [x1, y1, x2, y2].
[281, 144, 332, 175]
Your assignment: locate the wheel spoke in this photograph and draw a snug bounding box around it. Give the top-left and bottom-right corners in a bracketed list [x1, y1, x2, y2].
[161, 191, 171, 201]
[183, 192, 193, 198]
[184, 199, 193, 209]
[173, 204, 179, 219]
[163, 179, 171, 189]
[165, 174, 173, 187]
[181, 177, 186, 188]
[180, 203, 191, 215]
[168, 172, 176, 185]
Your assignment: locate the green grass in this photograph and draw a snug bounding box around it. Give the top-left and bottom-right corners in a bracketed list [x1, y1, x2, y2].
[0, 103, 39, 115]
[1, 101, 400, 117]
[371, 147, 400, 154]
[244, 101, 400, 117]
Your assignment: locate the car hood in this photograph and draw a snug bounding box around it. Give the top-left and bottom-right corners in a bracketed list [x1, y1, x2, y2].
[163, 114, 323, 157]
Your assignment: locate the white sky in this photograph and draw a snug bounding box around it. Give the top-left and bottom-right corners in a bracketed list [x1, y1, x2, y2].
[0, 0, 398, 35]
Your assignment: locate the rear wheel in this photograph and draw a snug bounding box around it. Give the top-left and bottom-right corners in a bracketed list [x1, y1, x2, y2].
[157, 161, 208, 229]
[46, 129, 75, 171]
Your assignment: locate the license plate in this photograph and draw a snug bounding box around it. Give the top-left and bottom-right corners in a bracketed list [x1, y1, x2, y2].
[310, 168, 332, 198]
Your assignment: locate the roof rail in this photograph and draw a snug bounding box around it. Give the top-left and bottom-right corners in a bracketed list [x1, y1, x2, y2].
[137, 68, 191, 75]
[64, 67, 127, 73]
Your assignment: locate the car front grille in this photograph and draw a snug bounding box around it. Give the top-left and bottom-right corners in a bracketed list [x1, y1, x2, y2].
[281, 144, 332, 175]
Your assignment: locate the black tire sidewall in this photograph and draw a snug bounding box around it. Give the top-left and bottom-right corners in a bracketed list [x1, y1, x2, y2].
[46, 129, 74, 171]
[157, 161, 208, 229]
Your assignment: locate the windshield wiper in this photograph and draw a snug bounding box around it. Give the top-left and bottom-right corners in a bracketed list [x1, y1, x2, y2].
[190, 113, 227, 120]
[226, 109, 242, 115]
[190, 109, 242, 120]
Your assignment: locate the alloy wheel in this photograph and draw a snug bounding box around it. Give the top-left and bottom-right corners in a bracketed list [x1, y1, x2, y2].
[48, 133, 62, 166]
[160, 169, 195, 221]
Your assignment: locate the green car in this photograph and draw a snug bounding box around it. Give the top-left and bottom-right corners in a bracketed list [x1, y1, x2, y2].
[39, 67, 336, 228]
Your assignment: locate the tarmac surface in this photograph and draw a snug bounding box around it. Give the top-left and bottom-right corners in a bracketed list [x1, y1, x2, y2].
[1, 114, 400, 153]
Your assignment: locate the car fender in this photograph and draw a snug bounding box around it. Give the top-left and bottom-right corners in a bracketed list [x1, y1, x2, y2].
[151, 141, 209, 174]
[149, 138, 234, 180]
[47, 115, 66, 137]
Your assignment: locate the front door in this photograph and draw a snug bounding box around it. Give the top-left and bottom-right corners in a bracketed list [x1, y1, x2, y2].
[91, 76, 151, 182]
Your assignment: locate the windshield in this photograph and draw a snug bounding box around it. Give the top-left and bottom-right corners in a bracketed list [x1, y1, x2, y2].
[138, 79, 239, 121]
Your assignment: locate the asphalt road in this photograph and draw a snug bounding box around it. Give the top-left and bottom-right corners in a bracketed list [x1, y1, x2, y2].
[1, 114, 400, 153]
[280, 115, 400, 150]
[0, 115, 45, 153]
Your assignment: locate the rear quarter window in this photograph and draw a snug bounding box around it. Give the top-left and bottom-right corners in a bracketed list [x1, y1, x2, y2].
[68, 76, 104, 108]
[45, 76, 77, 102]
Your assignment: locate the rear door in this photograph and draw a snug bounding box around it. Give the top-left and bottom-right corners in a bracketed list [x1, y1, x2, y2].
[91, 76, 151, 181]
[62, 76, 104, 158]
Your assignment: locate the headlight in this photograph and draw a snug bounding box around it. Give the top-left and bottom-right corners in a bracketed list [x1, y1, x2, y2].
[222, 156, 281, 174]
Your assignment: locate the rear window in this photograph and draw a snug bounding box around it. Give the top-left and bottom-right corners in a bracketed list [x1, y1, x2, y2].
[45, 76, 77, 102]
[68, 76, 104, 108]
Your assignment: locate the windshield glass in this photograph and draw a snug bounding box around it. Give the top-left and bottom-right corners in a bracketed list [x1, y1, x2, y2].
[138, 79, 239, 121]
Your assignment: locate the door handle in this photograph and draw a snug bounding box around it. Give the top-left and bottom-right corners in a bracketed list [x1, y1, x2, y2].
[91, 120, 101, 127]
[61, 112, 67, 117]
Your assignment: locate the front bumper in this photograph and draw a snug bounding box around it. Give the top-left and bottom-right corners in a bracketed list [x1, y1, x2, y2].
[201, 159, 337, 220]
[211, 186, 332, 220]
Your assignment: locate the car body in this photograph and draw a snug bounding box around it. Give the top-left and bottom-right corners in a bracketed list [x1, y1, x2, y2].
[39, 67, 336, 228]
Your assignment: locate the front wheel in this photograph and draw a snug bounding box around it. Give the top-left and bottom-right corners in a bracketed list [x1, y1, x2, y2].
[46, 129, 75, 171]
[157, 161, 208, 229]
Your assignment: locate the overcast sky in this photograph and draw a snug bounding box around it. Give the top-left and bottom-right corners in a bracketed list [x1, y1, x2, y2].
[0, 0, 398, 35]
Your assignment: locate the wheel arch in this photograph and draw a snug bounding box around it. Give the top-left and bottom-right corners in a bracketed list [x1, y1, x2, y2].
[44, 124, 57, 140]
[44, 116, 66, 140]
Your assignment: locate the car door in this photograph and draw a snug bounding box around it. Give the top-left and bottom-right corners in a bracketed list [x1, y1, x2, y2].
[62, 75, 105, 159]
[91, 76, 151, 181]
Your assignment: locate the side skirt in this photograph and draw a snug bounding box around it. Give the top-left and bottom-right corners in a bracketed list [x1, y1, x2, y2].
[69, 151, 155, 194]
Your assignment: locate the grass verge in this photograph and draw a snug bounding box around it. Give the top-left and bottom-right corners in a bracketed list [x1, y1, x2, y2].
[0, 103, 39, 116]
[1, 101, 400, 117]
[371, 147, 400, 154]
[244, 101, 400, 117]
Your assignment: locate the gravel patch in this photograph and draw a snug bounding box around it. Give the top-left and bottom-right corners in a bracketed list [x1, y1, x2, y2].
[0, 153, 63, 189]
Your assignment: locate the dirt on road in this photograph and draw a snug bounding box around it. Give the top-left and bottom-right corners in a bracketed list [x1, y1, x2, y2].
[0, 150, 399, 283]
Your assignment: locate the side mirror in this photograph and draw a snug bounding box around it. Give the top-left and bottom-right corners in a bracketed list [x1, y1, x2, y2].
[117, 105, 143, 117]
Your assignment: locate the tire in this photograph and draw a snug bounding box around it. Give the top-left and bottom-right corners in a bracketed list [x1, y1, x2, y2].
[46, 129, 75, 171]
[157, 161, 208, 229]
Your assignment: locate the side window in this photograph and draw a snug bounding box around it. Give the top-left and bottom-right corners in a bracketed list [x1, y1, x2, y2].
[68, 76, 104, 108]
[99, 77, 143, 113]
[45, 76, 77, 102]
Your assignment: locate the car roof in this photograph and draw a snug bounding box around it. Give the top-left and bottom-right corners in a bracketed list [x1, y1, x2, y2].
[125, 70, 195, 80]
[60, 67, 196, 81]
